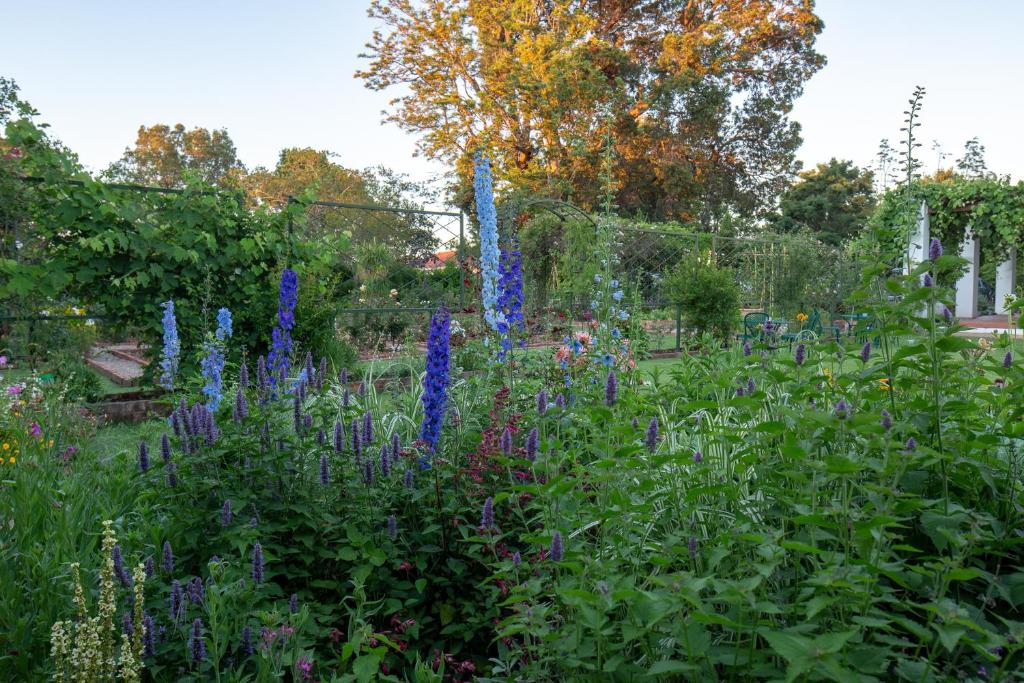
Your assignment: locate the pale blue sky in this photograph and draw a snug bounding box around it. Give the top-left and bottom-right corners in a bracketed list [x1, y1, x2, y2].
[2, 0, 1021, 197]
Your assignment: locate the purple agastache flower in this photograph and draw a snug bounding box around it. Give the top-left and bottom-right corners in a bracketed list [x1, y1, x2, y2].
[860, 341, 872, 363]
[419, 307, 451, 455]
[205, 409, 217, 444]
[239, 361, 249, 389]
[138, 442, 150, 472]
[171, 410, 182, 437]
[500, 427, 513, 456]
[169, 580, 183, 623]
[688, 535, 698, 560]
[537, 390, 547, 416]
[358, 381, 366, 396]
[549, 531, 564, 562]
[334, 421, 344, 453]
[122, 611, 133, 636]
[342, 386, 350, 407]
[317, 357, 327, 391]
[834, 399, 850, 420]
[555, 393, 565, 409]
[112, 544, 124, 581]
[188, 576, 205, 605]
[645, 417, 659, 453]
[351, 418, 362, 464]
[190, 618, 206, 663]
[166, 461, 178, 488]
[162, 541, 174, 573]
[268, 268, 298, 386]
[693, 450, 703, 464]
[922, 272, 933, 288]
[735, 386, 745, 398]
[304, 352, 314, 387]
[293, 396, 302, 434]
[880, 409, 892, 431]
[631, 417, 639, 429]
[747, 377, 755, 394]
[742, 340, 752, 357]
[380, 444, 391, 477]
[481, 496, 494, 530]
[905, 437, 917, 452]
[316, 429, 326, 445]
[302, 413, 312, 431]
[391, 432, 401, 461]
[240, 625, 254, 656]
[161, 433, 172, 462]
[512, 551, 521, 568]
[795, 343, 806, 366]
[404, 468, 414, 489]
[339, 367, 349, 386]
[363, 411, 374, 445]
[1004, 351, 1012, 368]
[525, 428, 539, 461]
[251, 542, 264, 584]
[144, 558, 154, 578]
[929, 237, 943, 261]
[143, 614, 156, 657]
[363, 458, 374, 485]
[387, 515, 398, 539]
[221, 499, 232, 527]
[289, 593, 299, 614]
[256, 355, 268, 395]
[233, 387, 248, 423]
[941, 305, 953, 324]
[605, 370, 618, 406]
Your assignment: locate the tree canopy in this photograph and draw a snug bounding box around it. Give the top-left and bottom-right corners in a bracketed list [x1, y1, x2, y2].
[104, 123, 245, 188]
[357, 0, 824, 223]
[769, 158, 875, 245]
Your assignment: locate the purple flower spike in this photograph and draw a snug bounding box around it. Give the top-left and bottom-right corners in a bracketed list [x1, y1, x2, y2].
[550, 531, 564, 562]
[742, 341, 752, 357]
[555, 393, 565, 409]
[190, 618, 206, 662]
[169, 580, 183, 622]
[525, 428, 538, 461]
[923, 272, 933, 288]
[693, 450, 703, 464]
[112, 544, 124, 580]
[605, 371, 618, 406]
[138, 442, 150, 472]
[239, 362, 249, 389]
[860, 341, 871, 363]
[351, 418, 362, 463]
[419, 307, 452, 455]
[166, 461, 178, 488]
[537, 390, 548, 416]
[334, 421, 344, 453]
[221, 499, 232, 527]
[404, 468, 413, 489]
[500, 427, 513, 456]
[143, 614, 156, 657]
[688, 535, 698, 560]
[834, 399, 850, 420]
[942, 305, 953, 324]
[251, 542, 264, 584]
[391, 432, 401, 461]
[929, 237, 943, 261]
[1004, 351, 1012, 369]
[233, 387, 248, 423]
[794, 343, 806, 366]
[162, 541, 174, 573]
[239, 624, 253, 656]
[747, 377, 755, 394]
[481, 496, 494, 530]
[380, 444, 391, 477]
[905, 437, 917, 452]
[645, 417, 659, 453]
[363, 411, 374, 445]
[363, 458, 374, 485]
[320, 454, 330, 486]
[880, 409, 892, 431]
[289, 593, 299, 614]
[387, 515, 398, 539]
[316, 429, 326, 445]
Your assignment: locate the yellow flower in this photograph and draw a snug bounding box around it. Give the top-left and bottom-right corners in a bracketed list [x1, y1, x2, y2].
[8, 457, 14, 464]
[2, 443, 9, 451]
[796, 312, 808, 322]
[879, 377, 891, 391]
[48, 439, 54, 447]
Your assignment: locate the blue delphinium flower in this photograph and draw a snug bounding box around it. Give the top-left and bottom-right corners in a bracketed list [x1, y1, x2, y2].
[268, 268, 298, 386]
[496, 241, 526, 358]
[215, 307, 232, 341]
[473, 153, 502, 332]
[419, 307, 451, 456]
[201, 309, 232, 411]
[158, 300, 180, 391]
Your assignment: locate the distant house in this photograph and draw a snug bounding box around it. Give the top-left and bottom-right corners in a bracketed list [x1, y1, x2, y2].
[422, 250, 457, 270]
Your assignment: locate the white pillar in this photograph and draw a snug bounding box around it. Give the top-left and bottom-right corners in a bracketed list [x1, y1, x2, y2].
[955, 226, 979, 318]
[995, 249, 1017, 315]
[907, 200, 929, 273]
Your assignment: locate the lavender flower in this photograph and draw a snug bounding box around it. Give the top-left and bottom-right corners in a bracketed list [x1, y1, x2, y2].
[138, 442, 150, 472]
[162, 541, 174, 573]
[221, 499, 232, 527]
[605, 370, 618, 406]
[860, 341, 872, 363]
[387, 515, 398, 539]
[289, 593, 299, 614]
[474, 153, 501, 331]
[143, 614, 156, 657]
[795, 343, 806, 366]
[419, 307, 451, 456]
[302, 413, 312, 431]
[525, 428, 538, 462]
[880, 409, 892, 431]
[481, 496, 494, 529]
[268, 268, 298, 386]
[122, 611, 133, 637]
[645, 417, 659, 453]
[550, 531, 564, 562]
[537, 390, 547, 416]
[1004, 351, 1012, 368]
[929, 236, 943, 261]
[112, 544, 124, 580]
[166, 461, 178, 488]
[500, 427, 513, 456]
[161, 433, 172, 462]
[158, 300, 180, 391]
[334, 421, 345, 453]
[251, 542, 264, 584]
[190, 618, 206, 662]
[316, 429, 326, 445]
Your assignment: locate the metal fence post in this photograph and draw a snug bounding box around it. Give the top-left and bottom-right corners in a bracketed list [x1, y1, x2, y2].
[675, 304, 682, 353]
[458, 212, 466, 310]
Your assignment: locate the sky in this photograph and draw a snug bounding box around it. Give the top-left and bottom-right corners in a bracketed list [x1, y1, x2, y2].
[2, 0, 1022, 201]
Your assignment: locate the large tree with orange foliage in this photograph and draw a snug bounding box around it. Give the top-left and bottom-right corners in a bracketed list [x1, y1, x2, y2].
[357, 0, 824, 224]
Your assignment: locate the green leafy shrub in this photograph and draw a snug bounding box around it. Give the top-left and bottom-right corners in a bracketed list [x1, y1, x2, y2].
[664, 257, 740, 340]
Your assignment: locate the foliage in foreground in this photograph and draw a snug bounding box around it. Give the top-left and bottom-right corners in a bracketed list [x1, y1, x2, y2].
[2, 241, 1024, 681]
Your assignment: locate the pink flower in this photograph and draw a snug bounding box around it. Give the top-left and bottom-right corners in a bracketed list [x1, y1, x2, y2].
[29, 422, 42, 437]
[0, 355, 7, 367]
[7, 384, 22, 396]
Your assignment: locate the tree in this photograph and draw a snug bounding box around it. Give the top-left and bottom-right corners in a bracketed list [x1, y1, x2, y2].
[104, 123, 244, 188]
[356, 0, 824, 223]
[956, 137, 988, 178]
[769, 159, 875, 245]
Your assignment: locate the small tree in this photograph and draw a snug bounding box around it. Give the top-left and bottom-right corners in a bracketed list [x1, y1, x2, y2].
[664, 257, 740, 341]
